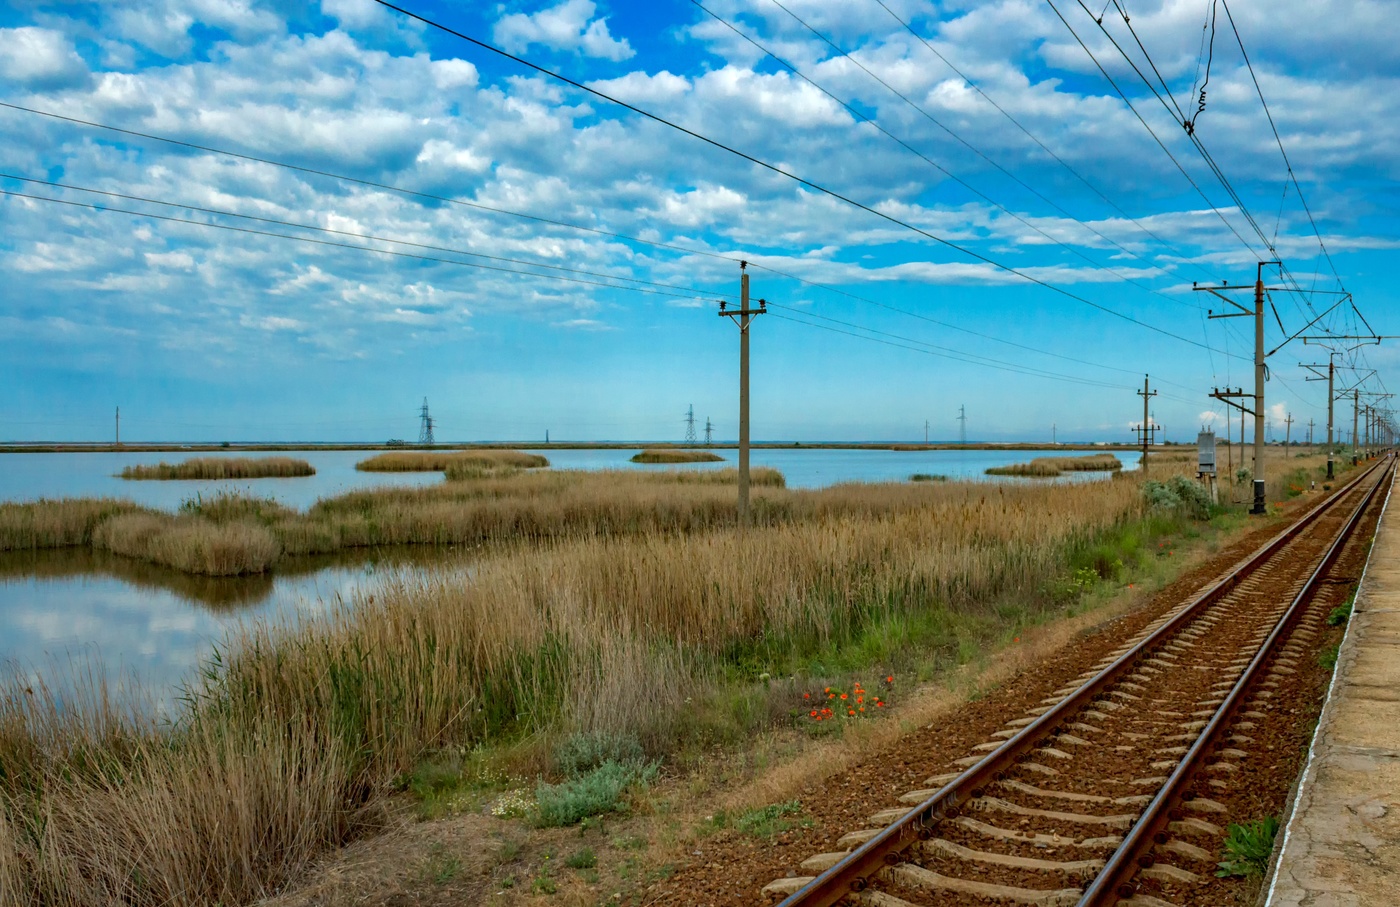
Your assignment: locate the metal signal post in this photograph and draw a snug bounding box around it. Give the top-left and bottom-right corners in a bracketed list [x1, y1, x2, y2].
[719, 262, 765, 527]
[1197, 262, 1281, 515]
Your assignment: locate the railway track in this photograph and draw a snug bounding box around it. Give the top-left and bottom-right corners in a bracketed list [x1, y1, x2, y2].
[763, 457, 1394, 907]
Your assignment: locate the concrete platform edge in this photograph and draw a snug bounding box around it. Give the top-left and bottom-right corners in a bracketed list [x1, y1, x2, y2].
[1264, 465, 1399, 907]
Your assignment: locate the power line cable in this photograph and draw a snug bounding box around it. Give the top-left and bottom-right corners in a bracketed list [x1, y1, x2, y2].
[0, 172, 733, 299]
[0, 188, 722, 302]
[1082, 1, 1349, 328]
[370, 0, 1231, 357]
[3, 100, 1239, 380]
[6, 183, 1212, 392]
[764, 302, 1125, 388]
[1043, 0, 1261, 258]
[726, 0, 1195, 312]
[1219, 0, 1347, 294]
[871, 0, 1211, 282]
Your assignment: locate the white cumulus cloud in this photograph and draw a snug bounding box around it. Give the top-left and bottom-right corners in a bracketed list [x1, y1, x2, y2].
[0, 27, 90, 90]
[494, 0, 634, 62]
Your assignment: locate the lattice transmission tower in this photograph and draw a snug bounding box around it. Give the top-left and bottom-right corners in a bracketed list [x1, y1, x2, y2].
[684, 404, 697, 443]
[704, 417, 714, 446]
[418, 397, 435, 445]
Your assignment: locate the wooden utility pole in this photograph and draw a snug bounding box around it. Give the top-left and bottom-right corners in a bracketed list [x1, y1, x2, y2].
[1308, 418, 1315, 454]
[1134, 375, 1158, 474]
[718, 262, 765, 527]
[1284, 412, 1294, 450]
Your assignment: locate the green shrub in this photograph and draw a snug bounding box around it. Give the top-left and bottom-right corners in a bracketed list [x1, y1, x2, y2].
[1217, 816, 1279, 878]
[1319, 644, 1340, 672]
[1142, 475, 1212, 520]
[552, 731, 646, 777]
[533, 760, 656, 827]
[1327, 599, 1354, 626]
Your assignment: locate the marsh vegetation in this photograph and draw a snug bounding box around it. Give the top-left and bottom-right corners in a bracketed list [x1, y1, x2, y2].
[629, 449, 724, 464]
[0, 451, 1353, 906]
[119, 457, 315, 480]
[985, 453, 1123, 476]
[354, 450, 549, 472]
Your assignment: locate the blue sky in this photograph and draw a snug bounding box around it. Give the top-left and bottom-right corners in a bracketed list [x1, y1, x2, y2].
[0, 0, 1395, 443]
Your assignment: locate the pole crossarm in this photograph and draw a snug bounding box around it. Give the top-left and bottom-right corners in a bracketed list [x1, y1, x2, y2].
[1210, 387, 1256, 417]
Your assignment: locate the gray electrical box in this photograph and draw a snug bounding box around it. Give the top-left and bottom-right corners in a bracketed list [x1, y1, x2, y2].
[1197, 431, 1217, 475]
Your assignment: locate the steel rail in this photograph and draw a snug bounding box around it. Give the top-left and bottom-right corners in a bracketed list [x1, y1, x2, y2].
[775, 457, 1390, 907]
[1080, 455, 1394, 904]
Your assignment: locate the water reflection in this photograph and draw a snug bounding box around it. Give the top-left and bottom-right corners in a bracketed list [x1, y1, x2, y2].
[0, 546, 468, 702]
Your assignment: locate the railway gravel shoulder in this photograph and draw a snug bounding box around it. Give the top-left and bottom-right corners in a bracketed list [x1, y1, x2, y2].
[647, 497, 1330, 907]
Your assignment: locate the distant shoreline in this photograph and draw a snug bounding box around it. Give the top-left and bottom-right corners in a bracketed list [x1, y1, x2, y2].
[0, 441, 1166, 454]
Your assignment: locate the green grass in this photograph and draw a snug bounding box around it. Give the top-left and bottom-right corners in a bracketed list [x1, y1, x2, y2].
[735, 800, 805, 838]
[564, 847, 597, 870]
[1319, 644, 1340, 672]
[1327, 598, 1354, 626]
[420, 844, 463, 885]
[1217, 817, 1279, 878]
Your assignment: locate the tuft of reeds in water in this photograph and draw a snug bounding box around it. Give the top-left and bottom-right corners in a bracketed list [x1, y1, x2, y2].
[355, 450, 548, 472]
[629, 449, 725, 464]
[986, 454, 1122, 477]
[91, 513, 282, 576]
[119, 457, 315, 480]
[0, 469, 792, 575]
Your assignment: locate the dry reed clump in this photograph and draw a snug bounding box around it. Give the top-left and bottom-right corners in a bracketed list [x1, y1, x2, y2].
[986, 454, 1122, 476]
[629, 449, 725, 464]
[0, 471, 786, 574]
[0, 498, 143, 550]
[354, 450, 548, 472]
[0, 476, 1148, 905]
[119, 457, 315, 480]
[92, 513, 282, 576]
[0, 681, 366, 907]
[620, 466, 784, 487]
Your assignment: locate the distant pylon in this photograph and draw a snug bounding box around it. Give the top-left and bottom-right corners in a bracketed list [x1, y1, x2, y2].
[704, 417, 714, 446]
[958, 405, 967, 445]
[418, 397, 435, 445]
[684, 404, 697, 443]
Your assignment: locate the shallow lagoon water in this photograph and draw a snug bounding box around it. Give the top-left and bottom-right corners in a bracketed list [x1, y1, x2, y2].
[0, 447, 1140, 700]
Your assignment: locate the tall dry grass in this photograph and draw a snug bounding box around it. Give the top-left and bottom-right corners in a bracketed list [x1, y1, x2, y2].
[0, 681, 365, 907]
[0, 469, 786, 575]
[91, 513, 282, 576]
[354, 450, 548, 472]
[630, 449, 724, 463]
[119, 458, 315, 480]
[0, 498, 144, 549]
[0, 475, 1154, 906]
